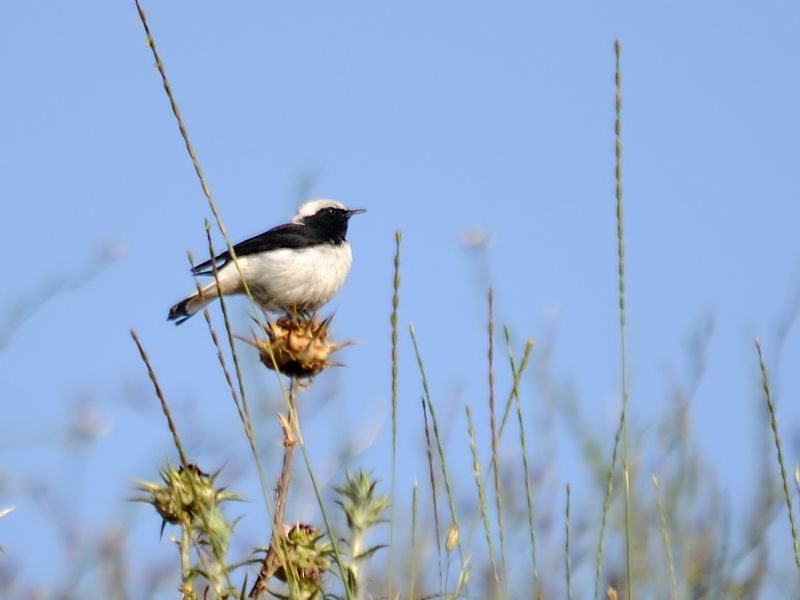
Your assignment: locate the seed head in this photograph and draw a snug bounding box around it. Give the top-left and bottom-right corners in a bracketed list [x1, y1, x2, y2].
[136, 464, 238, 529]
[273, 523, 332, 598]
[243, 314, 348, 378]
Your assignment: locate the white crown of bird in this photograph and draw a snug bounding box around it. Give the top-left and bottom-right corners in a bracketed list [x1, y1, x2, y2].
[291, 199, 347, 223]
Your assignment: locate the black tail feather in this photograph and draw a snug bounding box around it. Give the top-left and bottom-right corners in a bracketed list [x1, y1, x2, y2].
[167, 298, 193, 325]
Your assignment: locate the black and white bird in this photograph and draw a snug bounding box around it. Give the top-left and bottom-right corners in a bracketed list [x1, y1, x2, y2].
[167, 199, 365, 325]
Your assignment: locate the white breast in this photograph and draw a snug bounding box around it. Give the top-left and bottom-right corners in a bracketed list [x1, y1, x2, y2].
[230, 242, 353, 312]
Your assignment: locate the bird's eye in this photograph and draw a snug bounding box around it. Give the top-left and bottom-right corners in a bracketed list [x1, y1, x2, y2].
[327, 207, 336, 215]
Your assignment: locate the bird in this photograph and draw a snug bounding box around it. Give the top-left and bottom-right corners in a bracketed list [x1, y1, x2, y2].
[167, 199, 365, 325]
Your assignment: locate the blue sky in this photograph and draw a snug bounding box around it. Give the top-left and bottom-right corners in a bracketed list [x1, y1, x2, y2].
[2, 1, 800, 597]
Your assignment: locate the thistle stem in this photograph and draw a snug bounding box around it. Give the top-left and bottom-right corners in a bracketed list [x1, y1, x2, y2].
[250, 376, 300, 598]
[179, 522, 194, 600]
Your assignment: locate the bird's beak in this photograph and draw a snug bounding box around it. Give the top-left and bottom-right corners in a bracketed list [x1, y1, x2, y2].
[346, 208, 366, 218]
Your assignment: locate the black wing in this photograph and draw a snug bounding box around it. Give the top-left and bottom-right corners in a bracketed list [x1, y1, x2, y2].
[191, 223, 318, 275]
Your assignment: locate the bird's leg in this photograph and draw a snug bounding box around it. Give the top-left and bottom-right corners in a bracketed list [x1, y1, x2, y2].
[289, 305, 311, 323]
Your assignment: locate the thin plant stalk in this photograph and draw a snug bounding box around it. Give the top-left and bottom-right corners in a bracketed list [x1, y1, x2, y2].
[134, 0, 293, 413]
[202, 226, 261, 459]
[297, 436, 353, 599]
[755, 337, 800, 568]
[613, 39, 634, 598]
[466, 404, 500, 588]
[130, 331, 233, 594]
[130, 330, 188, 469]
[594, 39, 633, 600]
[499, 336, 535, 438]
[409, 324, 465, 570]
[420, 394, 444, 594]
[462, 336, 534, 580]
[250, 377, 301, 597]
[134, 0, 267, 336]
[180, 521, 194, 599]
[409, 482, 418, 600]
[193, 234, 271, 510]
[388, 231, 402, 598]
[795, 467, 800, 515]
[651, 476, 678, 599]
[504, 329, 540, 594]
[487, 290, 508, 593]
[566, 484, 572, 600]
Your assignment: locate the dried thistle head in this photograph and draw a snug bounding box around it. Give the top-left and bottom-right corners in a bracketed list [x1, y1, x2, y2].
[273, 523, 332, 599]
[243, 314, 348, 378]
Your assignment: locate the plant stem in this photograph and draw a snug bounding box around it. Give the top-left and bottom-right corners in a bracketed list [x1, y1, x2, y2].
[250, 377, 300, 598]
[755, 338, 800, 569]
[180, 522, 194, 600]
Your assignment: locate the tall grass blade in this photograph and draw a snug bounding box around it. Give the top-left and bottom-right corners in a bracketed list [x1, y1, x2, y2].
[755, 337, 800, 568]
[487, 290, 508, 593]
[389, 231, 402, 597]
[466, 404, 500, 588]
[594, 38, 633, 600]
[133, 0, 269, 338]
[566, 483, 573, 600]
[409, 481, 419, 600]
[651, 476, 678, 599]
[200, 227, 271, 509]
[409, 324, 465, 574]
[129, 330, 188, 468]
[420, 395, 444, 594]
[504, 329, 540, 595]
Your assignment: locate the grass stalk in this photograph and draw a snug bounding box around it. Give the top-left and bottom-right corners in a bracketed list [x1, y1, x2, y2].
[498, 336, 535, 438]
[409, 324, 466, 572]
[130, 330, 188, 468]
[193, 230, 270, 509]
[409, 482, 419, 600]
[296, 435, 353, 599]
[462, 333, 534, 588]
[466, 404, 500, 588]
[795, 467, 800, 516]
[133, 0, 266, 334]
[487, 290, 508, 593]
[566, 483, 572, 600]
[651, 476, 678, 599]
[130, 331, 234, 594]
[179, 521, 193, 599]
[420, 394, 444, 593]
[614, 39, 634, 599]
[389, 231, 402, 598]
[504, 329, 539, 594]
[133, 0, 293, 410]
[755, 337, 800, 568]
[594, 39, 632, 600]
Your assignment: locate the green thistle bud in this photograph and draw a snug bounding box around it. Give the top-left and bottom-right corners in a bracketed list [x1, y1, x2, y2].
[274, 523, 332, 599]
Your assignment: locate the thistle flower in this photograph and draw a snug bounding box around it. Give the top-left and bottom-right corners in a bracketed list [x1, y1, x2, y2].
[273, 523, 332, 599]
[136, 464, 237, 529]
[241, 314, 348, 378]
[135, 463, 240, 594]
[135, 465, 239, 568]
